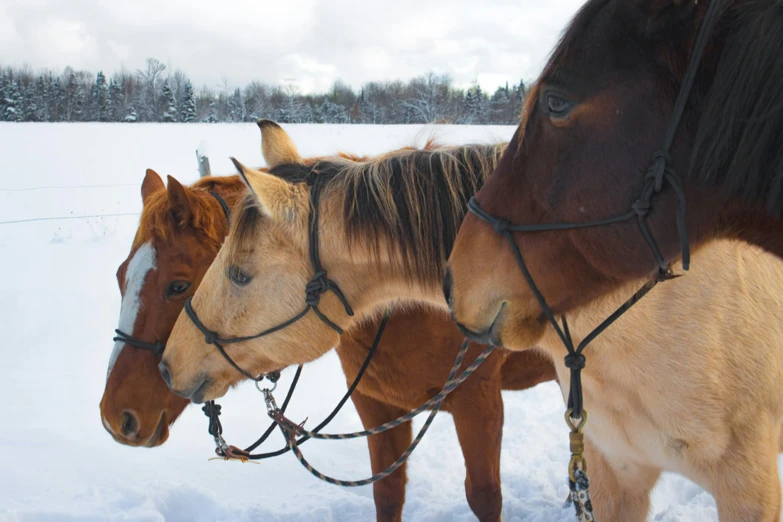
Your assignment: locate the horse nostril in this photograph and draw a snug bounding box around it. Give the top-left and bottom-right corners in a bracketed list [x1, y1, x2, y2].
[159, 360, 172, 388]
[120, 410, 140, 438]
[442, 267, 454, 306]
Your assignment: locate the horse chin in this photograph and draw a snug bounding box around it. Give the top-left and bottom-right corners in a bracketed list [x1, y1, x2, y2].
[493, 305, 547, 351]
[144, 412, 170, 448]
[189, 378, 231, 404]
[450, 298, 506, 344]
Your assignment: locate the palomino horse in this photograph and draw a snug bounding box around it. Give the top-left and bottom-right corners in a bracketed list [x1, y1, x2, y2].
[445, 0, 783, 350]
[101, 123, 555, 522]
[162, 122, 783, 520]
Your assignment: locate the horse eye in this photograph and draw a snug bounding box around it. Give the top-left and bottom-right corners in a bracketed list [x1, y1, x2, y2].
[166, 280, 191, 297]
[545, 93, 572, 117]
[228, 265, 252, 287]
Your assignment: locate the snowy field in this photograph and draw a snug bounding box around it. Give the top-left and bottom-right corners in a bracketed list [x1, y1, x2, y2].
[0, 123, 763, 521]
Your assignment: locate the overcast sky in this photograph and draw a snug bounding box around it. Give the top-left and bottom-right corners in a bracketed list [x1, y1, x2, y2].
[0, 0, 585, 94]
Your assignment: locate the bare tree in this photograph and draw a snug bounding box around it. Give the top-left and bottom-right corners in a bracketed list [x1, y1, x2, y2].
[137, 58, 166, 121]
[401, 72, 452, 123]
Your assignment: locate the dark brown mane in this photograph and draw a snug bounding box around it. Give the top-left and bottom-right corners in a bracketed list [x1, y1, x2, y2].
[134, 175, 244, 250]
[691, 1, 783, 214]
[259, 142, 507, 284]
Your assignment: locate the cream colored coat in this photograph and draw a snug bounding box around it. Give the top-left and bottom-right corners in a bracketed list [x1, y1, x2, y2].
[539, 240, 783, 521]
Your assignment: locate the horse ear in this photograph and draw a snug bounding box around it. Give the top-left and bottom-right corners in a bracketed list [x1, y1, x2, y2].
[141, 169, 165, 205]
[231, 157, 302, 222]
[257, 119, 303, 167]
[627, 0, 696, 36]
[166, 175, 194, 225]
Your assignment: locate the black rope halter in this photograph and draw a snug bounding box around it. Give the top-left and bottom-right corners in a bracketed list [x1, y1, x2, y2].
[183, 173, 354, 383]
[467, 0, 723, 422]
[182, 171, 388, 460]
[466, 3, 723, 516]
[201, 309, 391, 461]
[112, 191, 233, 359]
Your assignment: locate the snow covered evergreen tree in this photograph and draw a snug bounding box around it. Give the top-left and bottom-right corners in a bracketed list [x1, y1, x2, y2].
[108, 78, 124, 121]
[228, 88, 245, 122]
[0, 61, 527, 124]
[202, 96, 218, 123]
[462, 85, 487, 124]
[62, 70, 84, 122]
[489, 84, 511, 124]
[0, 70, 8, 120]
[319, 98, 349, 123]
[124, 104, 138, 122]
[161, 79, 177, 122]
[180, 80, 197, 122]
[32, 74, 51, 122]
[3, 78, 23, 122]
[21, 82, 37, 121]
[90, 71, 110, 122]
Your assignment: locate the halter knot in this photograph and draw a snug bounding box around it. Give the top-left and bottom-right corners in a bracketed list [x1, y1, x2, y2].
[305, 270, 330, 306]
[204, 331, 218, 345]
[202, 401, 223, 437]
[202, 401, 221, 417]
[631, 198, 651, 217]
[151, 343, 165, 357]
[648, 150, 672, 192]
[493, 218, 511, 235]
[564, 352, 586, 371]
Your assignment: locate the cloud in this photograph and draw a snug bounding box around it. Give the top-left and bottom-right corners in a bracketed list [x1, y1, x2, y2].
[0, 0, 585, 93]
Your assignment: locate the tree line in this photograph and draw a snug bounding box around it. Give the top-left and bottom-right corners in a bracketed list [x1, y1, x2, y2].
[0, 58, 527, 125]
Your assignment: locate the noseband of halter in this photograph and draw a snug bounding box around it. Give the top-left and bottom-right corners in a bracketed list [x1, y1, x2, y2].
[112, 190, 232, 359]
[183, 172, 355, 382]
[467, 0, 724, 419]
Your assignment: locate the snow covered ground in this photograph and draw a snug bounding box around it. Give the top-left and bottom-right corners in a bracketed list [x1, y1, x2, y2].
[0, 123, 766, 521]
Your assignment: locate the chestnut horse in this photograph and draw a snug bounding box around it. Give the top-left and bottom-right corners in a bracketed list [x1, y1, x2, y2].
[163, 122, 783, 520]
[446, 0, 783, 350]
[100, 124, 555, 522]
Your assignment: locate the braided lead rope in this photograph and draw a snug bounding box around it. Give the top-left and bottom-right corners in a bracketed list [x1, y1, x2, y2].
[273, 340, 494, 440]
[566, 469, 595, 522]
[275, 394, 443, 487]
[265, 339, 495, 486]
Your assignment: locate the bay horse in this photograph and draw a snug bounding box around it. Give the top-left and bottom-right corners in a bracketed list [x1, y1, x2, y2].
[100, 122, 555, 522]
[162, 122, 783, 520]
[445, 0, 783, 350]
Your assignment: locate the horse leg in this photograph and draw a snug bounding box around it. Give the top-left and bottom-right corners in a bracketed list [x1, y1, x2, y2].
[450, 381, 504, 522]
[351, 389, 412, 522]
[584, 437, 660, 522]
[710, 431, 781, 522]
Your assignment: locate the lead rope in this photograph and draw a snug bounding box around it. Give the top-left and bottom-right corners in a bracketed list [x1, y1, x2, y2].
[202, 310, 391, 460]
[265, 339, 495, 486]
[203, 337, 495, 483]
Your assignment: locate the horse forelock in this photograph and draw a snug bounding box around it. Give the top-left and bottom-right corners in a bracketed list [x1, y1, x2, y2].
[134, 176, 244, 251]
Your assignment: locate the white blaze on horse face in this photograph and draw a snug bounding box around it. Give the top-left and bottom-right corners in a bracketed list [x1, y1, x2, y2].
[107, 242, 157, 381]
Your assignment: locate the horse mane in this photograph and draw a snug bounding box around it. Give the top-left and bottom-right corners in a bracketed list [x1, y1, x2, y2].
[690, 1, 783, 215]
[133, 175, 245, 250]
[255, 142, 507, 284]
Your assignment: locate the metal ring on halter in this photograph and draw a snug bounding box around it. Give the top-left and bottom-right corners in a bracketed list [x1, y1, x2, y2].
[256, 378, 277, 394]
